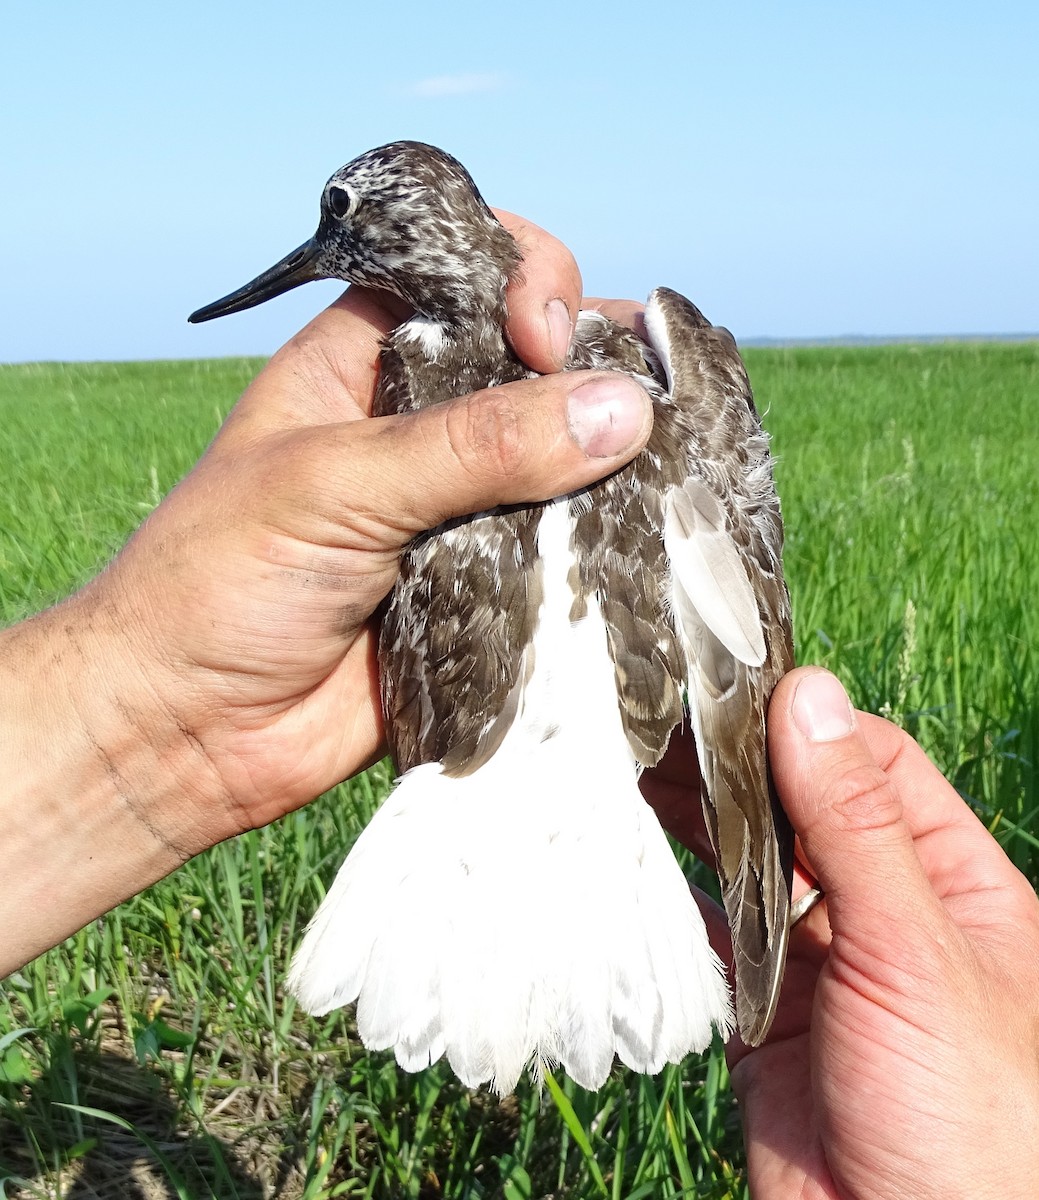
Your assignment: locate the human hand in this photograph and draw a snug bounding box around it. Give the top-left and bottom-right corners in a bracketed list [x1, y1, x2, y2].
[0, 222, 655, 972]
[729, 667, 1039, 1199]
[80, 217, 656, 847]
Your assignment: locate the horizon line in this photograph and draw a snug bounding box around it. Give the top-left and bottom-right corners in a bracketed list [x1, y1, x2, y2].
[2, 331, 1037, 369]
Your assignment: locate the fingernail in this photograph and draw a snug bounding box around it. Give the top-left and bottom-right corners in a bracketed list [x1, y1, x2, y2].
[567, 376, 649, 459]
[792, 672, 856, 742]
[546, 298, 572, 368]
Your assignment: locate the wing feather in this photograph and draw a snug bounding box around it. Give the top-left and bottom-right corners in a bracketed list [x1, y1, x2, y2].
[648, 287, 795, 1046]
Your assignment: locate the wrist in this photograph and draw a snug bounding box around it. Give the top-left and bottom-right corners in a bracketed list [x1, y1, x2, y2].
[0, 583, 231, 974]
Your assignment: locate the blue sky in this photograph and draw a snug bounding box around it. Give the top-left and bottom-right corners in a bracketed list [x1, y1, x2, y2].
[2, 0, 1036, 362]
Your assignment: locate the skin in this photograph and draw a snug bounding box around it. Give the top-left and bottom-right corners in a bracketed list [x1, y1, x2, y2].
[0, 213, 655, 971]
[3, 214, 1038, 1197]
[645, 674, 1039, 1200]
[742, 670, 1039, 1199]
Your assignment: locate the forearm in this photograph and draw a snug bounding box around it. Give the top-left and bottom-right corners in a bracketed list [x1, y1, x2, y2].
[0, 586, 227, 975]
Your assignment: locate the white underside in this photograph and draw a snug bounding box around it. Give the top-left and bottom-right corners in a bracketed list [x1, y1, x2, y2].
[287, 498, 732, 1094]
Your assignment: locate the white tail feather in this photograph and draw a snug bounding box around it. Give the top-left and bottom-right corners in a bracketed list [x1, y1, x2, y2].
[287, 499, 732, 1095]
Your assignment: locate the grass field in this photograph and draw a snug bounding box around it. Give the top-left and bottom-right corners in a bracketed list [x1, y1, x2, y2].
[1, 343, 1038, 1198]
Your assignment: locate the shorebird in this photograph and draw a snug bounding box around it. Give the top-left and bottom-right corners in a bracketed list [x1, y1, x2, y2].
[189, 141, 794, 1095]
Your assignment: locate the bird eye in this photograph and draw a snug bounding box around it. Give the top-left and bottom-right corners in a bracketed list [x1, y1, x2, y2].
[327, 184, 355, 220]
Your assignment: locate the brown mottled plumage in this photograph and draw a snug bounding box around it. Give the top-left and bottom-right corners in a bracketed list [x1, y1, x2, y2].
[189, 141, 794, 1086]
[648, 291, 795, 1041]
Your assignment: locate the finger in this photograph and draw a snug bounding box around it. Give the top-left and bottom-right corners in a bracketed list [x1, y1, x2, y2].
[643, 724, 820, 908]
[768, 667, 946, 950]
[215, 286, 399, 450]
[640, 725, 714, 862]
[495, 210, 583, 372]
[583, 297, 648, 337]
[689, 883, 821, 1050]
[855, 710, 981, 839]
[690, 884, 734, 974]
[377, 369, 652, 532]
[287, 370, 654, 549]
[855, 710, 1038, 922]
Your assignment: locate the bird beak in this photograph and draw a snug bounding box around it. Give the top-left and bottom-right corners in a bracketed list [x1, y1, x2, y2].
[188, 238, 323, 323]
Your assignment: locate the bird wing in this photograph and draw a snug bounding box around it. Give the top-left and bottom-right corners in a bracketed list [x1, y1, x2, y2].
[646, 287, 795, 1046]
[375, 330, 542, 777]
[564, 313, 687, 767]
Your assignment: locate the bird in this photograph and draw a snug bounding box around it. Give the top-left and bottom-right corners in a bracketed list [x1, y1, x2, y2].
[189, 140, 795, 1096]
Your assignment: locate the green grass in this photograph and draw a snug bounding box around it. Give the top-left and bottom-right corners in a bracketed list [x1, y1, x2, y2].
[1, 344, 1037, 1197]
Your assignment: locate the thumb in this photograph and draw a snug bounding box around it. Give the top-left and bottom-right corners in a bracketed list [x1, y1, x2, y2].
[768, 667, 943, 951]
[358, 370, 653, 532]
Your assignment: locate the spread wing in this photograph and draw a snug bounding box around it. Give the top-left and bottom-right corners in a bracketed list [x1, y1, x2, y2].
[646, 287, 795, 1045]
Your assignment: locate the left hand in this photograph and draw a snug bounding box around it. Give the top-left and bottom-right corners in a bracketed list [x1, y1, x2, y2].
[646, 668, 1039, 1199]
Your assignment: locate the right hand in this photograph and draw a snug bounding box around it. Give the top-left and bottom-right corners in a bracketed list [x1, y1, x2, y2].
[731, 667, 1039, 1199]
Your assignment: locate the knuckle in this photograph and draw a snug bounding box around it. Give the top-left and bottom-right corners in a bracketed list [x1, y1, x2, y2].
[495, 212, 582, 312]
[828, 763, 903, 834]
[449, 388, 530, 479]
[530, 227, 580, 294]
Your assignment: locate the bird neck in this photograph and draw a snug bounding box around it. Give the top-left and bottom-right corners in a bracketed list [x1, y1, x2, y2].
[403, 264, 512, 331]
[398, 306, 511, 369]
[398, 211, 521, 331]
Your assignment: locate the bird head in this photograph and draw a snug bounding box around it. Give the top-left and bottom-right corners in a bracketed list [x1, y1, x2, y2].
[189, 141, 521, 327]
